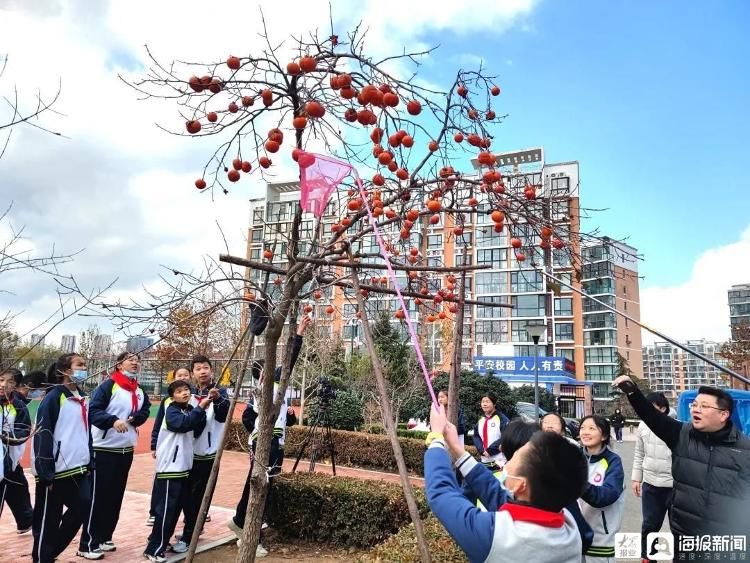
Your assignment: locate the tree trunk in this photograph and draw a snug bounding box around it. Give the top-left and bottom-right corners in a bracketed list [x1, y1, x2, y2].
[235, 321, 282, 563]
[447, 268, 467, 426]
[352, 270, 432, 563]
[184, 325, 255, 562]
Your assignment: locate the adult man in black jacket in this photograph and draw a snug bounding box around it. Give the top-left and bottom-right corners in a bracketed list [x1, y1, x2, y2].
[613, 376, 750, 558]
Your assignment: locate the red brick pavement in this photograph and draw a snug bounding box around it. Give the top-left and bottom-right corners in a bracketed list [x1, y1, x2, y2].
[3, 450, 423, 562]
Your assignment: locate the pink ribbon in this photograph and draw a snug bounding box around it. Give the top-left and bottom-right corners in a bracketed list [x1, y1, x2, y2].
[298, 151, 438, 407]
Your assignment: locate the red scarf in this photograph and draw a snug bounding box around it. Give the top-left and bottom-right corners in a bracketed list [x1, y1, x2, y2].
[70, 396, 88, 427]
[111, 371, 139, 414]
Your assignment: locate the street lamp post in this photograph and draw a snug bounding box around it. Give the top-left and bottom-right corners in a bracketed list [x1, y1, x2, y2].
[526, 321, 547, 421]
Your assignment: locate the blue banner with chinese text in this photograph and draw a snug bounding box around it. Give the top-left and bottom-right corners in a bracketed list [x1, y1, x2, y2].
[472, 356, 576, 375]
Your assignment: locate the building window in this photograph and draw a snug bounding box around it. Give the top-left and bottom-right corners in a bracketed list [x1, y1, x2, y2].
[475, 320, 508, 343]
[514, 345, 547, 357]
[584, 329, 617, 346]
[476, 227, 506, 247]
[427, 234, 442, 250]
[584, 312, 616, 329]
[252, 208, 264, 223]
[583, 294, 615, 313]
[251, 229, 263, 243]
[477, 248, 508, 268]
[585, 347, 617, 363]
[455, 253, 473, 266]
[555, 323, 574, 341]
[550, 177, 570, 195]
[582, 262, 615, 279]
[554, 298, 573, 316]
[511, 320, 532, 342]
[511, 294, 545, 317]
[511, 271, 543, 293]
[475, 272, 506, 294]
[553, 250, 571, 268]
[555, 323, 573, 340]
[557, 348, 574, 361]
[551, 201, 569, 221]
[475, 296, 510, 318]
[583, 278, 614, 295]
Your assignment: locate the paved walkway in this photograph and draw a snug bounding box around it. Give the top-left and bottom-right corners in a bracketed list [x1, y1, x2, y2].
[2, 450, 424, 562]
[3, 426, 649, 562]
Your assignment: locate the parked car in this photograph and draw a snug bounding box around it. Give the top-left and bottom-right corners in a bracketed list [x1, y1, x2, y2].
[515, 402, 580, 439]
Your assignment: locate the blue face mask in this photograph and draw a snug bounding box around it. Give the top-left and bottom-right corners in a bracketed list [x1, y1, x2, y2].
[71, 369, 88, 383]
[123, 370, 137, 379]
[29, 389, 45, 399]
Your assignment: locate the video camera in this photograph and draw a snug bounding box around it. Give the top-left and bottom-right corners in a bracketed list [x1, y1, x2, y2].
[316, 376, 336, 406]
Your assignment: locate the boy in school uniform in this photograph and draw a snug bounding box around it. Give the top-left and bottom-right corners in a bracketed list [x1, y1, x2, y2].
[144, 380, 209, 563]
[0, 368, 33, 533]
[426, 405, 589, 563]
[147, 367, 193, 526]
[172, 355, 229, 553]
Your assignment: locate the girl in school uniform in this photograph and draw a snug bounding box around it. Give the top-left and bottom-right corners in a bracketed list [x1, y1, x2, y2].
[578, 415, 626, 563]
[31, 354, 101, 562]
[471, 392, 509, 472]
[88, 352, 151, 552]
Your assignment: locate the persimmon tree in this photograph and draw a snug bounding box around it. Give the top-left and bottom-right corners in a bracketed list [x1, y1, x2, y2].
[116, 17, 626, 563]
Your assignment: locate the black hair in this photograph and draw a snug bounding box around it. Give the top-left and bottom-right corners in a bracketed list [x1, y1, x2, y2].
[480, 392, 497, 406]
[47, 353, 80, 384]
[580, 415, 611, 446]
[190, 355, 212, 371]
[115, 351, 140, 371]
[645, 392, 670, 412]
[500, 419, 539, 461]
[520, 431, 588, 512]
[21, 371, 47, 389]
[0, 367, 23, 385]
[697, 386, 734, 415]
[437, 388, 448, 397]
[168, 379, 191, 397]
[540, 412, 567, 434]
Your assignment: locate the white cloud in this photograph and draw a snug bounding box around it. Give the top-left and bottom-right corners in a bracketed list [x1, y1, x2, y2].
[640, 225, 750, 345]
[0, 0, 536, 345]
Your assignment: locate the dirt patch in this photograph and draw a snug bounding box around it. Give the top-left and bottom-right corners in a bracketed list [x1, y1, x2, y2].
[194, 533, 363, 562]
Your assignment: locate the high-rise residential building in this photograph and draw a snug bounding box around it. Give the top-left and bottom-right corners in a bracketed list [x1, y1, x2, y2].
[581, 239, 642, 402]
[126, 335, 154, 355]
[243, 148, 639, 415]
[30, 334, 45, 347]
[60, 334, 77, 353]
[642, 339, 729, 400]
[729, 283, 750, 338]
[93, 334, 112, 357]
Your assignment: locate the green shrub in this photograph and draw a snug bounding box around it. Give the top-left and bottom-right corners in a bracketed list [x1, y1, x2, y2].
[365, 425, 429, 442]
[359, 517, 468, 562]
[266, 472, 428, 547]
[225, 422, 479, 476]
[285, 425, 427, 475]
[305, 389, 365, 431]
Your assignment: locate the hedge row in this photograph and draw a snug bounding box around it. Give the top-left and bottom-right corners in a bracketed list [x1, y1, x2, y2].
[225, 422, 478, 477]
[360, 517, 468, 562]
[265, 472, 428, 547]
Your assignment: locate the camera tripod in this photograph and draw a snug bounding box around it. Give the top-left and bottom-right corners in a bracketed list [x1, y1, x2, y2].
[291, 401, 337, 475]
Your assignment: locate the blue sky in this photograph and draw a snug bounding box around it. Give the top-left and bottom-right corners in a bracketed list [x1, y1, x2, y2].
[2, 0, 748, 344]
[426, 0, 749, 286]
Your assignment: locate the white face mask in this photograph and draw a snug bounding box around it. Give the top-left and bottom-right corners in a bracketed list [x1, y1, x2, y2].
[123, 370, 138, 379]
